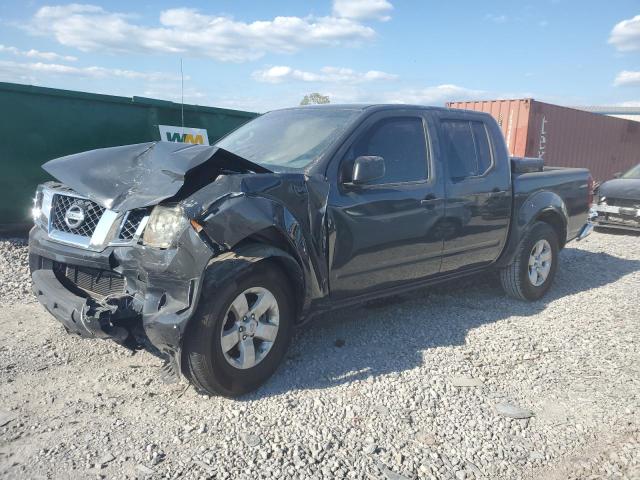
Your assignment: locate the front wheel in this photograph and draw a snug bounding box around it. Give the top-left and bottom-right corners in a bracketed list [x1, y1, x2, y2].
[500, 221, 560, 301]
[182, 261, 294, 397]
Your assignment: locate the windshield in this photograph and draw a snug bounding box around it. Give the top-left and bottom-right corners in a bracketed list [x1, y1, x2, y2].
[621, 163, 640, 179]
[216, 108, 361, 170]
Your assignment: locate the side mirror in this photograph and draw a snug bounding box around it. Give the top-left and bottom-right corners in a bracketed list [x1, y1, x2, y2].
[351, 156, 385, 185]
[613, 171, 622, 178]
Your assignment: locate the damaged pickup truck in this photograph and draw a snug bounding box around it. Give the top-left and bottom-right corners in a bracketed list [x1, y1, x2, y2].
[29, 105, 593, 396]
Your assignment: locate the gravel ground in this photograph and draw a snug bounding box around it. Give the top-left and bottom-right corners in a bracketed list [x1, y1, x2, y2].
[0, 238, 32, 307]
[0, 231, 638, 479]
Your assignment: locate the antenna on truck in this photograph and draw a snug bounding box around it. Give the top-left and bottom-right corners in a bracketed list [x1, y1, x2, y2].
[180, 57, 185, 134]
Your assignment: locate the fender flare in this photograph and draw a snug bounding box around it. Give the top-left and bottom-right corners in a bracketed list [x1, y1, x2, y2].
[495, 191, 568, 267]
[200, 243, 305, 320]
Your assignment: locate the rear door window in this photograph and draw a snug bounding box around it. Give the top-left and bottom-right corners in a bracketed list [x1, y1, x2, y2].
[440, 120, 493, 180]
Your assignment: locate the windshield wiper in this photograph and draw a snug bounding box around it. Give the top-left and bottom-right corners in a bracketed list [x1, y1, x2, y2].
[215, 148, 272, 174]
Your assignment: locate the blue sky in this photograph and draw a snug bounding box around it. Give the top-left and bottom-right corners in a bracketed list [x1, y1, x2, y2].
[0, 0, 639, 112]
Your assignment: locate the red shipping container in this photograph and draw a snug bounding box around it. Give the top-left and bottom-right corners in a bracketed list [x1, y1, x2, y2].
[446, 99, 640, 182]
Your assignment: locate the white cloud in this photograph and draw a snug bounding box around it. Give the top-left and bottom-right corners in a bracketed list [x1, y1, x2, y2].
[484, 14, 508, 24]
[0, 44, 77, 62]
[0, 59, 180, 82]
[209, 95, 293, 113]
[192, 83, 485, 113]
[28, 4, 378, 63]
[142, 85, 208, 104]
[332, 0, 393, 21]
[252, 65, 398, 84]
[614, 70, 640, 86]
[378, 84, 486, 104]
[617, 100, 640, 107]
[322, 83, 535, 107]
[609, 14, 640, 52]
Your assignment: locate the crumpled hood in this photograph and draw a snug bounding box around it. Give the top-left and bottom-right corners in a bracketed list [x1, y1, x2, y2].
[598, 178, 640, 202]
[43, 142, 223, 212]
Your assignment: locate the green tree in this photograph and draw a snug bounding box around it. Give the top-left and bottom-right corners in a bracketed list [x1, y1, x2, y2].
[300, 93, 330, 105]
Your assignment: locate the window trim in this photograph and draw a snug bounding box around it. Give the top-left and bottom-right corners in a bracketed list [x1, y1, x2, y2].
[440, 118, 496, 182]
[469, 121, 495, 178]
[339, 114, 434, 189]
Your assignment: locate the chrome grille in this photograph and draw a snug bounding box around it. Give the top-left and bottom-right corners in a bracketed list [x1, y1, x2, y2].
[119, 209, 147, 240]
[51, 194, 105, 237]
[42, 186, 147, 249]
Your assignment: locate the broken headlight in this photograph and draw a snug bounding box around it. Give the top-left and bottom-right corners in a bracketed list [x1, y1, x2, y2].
[142, 205, 188, 249]
[32, 185, 53, 229]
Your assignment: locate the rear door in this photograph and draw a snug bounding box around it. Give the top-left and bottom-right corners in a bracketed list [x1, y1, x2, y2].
[326, 110, 446, 298]
[436, 113, 512, 272]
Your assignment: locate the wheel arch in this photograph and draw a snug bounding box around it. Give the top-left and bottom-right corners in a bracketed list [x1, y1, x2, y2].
[201, 240, 306, 322]
[180, 240, 301, 396]
[195, 194, 327, 305]
[535, 208, 567, 249]
[495, 190, 568, 267]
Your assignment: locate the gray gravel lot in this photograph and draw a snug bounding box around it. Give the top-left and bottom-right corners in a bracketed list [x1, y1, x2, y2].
[0, 238, 32, 307]
[0, 231, 638, 479]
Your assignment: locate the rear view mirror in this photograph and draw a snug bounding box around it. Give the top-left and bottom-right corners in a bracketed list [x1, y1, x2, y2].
[613, 171, 622, 178]
[352, 156, 385, 185]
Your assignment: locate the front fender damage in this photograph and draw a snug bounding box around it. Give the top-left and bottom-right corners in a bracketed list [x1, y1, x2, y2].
[114, 227, 214, 382]
[38, 143, 333, 384]
[35, 141, 331, 384]
[182, 173, 331, 314]
[127, 172, 329, 381]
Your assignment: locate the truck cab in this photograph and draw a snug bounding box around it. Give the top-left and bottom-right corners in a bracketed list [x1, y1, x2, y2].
[324, 107, 512, 297]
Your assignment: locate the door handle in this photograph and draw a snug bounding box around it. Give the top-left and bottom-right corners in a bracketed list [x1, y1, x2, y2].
[421, 195, 440, 207]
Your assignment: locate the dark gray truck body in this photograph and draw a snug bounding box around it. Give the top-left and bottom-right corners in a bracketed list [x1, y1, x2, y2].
[28, 105, 592, 379]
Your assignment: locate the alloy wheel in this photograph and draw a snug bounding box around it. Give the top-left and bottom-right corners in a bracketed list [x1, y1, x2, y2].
[219, 287, 280, 370]
[528, 239, 552, 287]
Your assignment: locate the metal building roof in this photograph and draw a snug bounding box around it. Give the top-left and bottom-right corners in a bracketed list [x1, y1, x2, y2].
[575, 106, 640, 115]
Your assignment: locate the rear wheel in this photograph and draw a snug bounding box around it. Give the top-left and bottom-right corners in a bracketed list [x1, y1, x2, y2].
[500, 221, 559, 301]
[183, 261, 294, 397]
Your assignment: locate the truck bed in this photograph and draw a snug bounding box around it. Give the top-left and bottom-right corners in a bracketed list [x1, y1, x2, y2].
[512, 165, 592, 243]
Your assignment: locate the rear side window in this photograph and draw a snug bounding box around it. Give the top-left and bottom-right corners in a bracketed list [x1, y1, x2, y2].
[347, 117, 429, 184]
[440, 120, 493, 180]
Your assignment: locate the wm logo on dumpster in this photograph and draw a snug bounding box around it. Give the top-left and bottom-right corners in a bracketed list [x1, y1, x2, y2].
[158, 125, 210, 145]
[165, 132, 205, 144]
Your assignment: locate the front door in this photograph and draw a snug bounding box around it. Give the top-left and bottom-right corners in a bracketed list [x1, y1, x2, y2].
[327, 112, 445, 298]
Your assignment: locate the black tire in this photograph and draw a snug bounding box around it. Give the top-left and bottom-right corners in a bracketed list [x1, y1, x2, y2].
[500, 221, 560, 301]
[182, 261, 294, 397]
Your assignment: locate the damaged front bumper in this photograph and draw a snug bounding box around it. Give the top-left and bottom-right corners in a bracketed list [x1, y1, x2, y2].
[29, 224, 213, 378]
[592, 203, 640, 232]
[32, 268, 130, 341]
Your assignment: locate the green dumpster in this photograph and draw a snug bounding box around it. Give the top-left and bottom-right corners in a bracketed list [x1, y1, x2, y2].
[0, 82, 257, 232]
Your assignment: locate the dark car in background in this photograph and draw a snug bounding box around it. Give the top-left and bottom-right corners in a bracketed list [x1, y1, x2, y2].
[593, 163, 640, 232]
